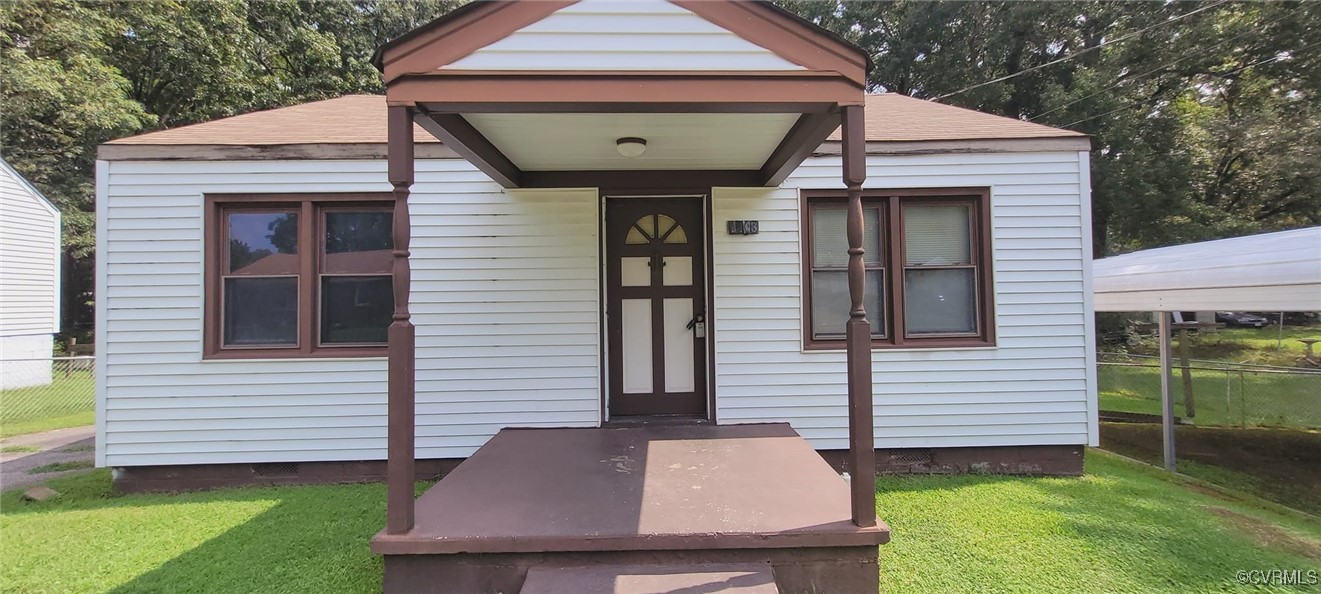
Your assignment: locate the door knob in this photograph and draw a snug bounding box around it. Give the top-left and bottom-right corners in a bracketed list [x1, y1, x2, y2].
[687, 314, 706, 338]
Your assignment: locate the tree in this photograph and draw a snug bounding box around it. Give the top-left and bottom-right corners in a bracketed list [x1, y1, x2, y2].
[1, 0, 152, 336]
[781, 0, 1321, 256]
[1, 0, 458, 340]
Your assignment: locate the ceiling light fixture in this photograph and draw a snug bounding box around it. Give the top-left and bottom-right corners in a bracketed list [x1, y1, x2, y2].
[616, 137, 647, 158]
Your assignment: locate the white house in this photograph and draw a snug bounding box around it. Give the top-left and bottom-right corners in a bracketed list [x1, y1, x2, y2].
[95, 2, 1096, 490]
[95, 91, 1096, 481]
[97, 3, 1101, 587]
[1, 157, 61, 390]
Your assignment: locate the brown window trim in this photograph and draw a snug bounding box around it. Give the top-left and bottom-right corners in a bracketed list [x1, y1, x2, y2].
[800, 188, 995, 351]
[204, 193, 394, 360]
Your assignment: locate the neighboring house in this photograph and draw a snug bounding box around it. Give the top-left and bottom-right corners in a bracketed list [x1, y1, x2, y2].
[0, 158, 61, 390]
[95, 2, 1096, 481]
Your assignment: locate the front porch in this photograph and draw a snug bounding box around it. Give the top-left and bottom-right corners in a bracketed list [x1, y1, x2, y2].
[371, 423, 888, 593]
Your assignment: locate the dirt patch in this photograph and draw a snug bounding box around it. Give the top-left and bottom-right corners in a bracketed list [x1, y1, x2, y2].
[1205, 506, 1321, 562]
[1100, 423, 1321, 515]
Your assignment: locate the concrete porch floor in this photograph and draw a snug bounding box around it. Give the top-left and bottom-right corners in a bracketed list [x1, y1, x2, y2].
[372, 423, 889, 593]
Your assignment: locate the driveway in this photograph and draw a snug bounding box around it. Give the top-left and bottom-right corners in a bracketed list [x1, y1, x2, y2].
[0, 426, 96, 491]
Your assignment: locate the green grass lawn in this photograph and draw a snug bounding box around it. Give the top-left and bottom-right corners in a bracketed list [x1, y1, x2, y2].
[3, 451, 1318, 593]
[0, 372, 95, 438]
[1200, 324, 1321, 367]
[1098, 364, 1321, 428]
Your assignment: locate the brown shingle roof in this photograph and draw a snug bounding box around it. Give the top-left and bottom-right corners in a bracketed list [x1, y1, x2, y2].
[827, 93, 1083, 142]
[105, 93, 1082, 147]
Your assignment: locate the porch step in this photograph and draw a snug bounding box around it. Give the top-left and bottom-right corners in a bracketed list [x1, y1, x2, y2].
[519, 563, 778, 594]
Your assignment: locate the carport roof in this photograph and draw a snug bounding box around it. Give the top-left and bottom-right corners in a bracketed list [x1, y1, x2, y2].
[1092, 226, 1321, 312]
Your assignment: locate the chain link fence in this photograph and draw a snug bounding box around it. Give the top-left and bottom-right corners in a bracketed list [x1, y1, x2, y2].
[0, 356, 95, 438]
[1098, 352, 1321, 429]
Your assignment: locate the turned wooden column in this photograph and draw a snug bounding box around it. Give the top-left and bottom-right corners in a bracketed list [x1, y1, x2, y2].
[386, 105, 416, 534]
[842, 104, 876, 527]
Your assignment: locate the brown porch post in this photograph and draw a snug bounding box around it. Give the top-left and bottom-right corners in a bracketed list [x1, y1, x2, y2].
[842, 104, 876, 527]
[386, 105, 416, 534]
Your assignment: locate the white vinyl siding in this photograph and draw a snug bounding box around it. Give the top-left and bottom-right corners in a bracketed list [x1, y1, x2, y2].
[444, 0, 805, 71]
[712, 151, 1095, 449]
[97, 159, 600, 467]
[98, 149, 1096, 468]
[0, 163, 60, 338]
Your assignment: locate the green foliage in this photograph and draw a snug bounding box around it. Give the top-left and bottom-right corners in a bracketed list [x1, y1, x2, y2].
[0, 0, 460, 339]
[783, 0, 1321, 256]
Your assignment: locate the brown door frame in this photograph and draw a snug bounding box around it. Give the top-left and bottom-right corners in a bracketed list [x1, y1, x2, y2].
[602, 194, 710, 420]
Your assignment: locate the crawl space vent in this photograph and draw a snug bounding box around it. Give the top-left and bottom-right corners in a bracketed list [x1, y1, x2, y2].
[252, 462, 300, 477]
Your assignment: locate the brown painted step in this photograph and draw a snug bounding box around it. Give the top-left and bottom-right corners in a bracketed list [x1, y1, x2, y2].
[519, 563, 778, 594]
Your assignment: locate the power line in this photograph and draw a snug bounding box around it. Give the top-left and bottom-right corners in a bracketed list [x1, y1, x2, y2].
[1056, 39, 1320, 130]
[1028, 12, 1293, 122]
[935, 0, 1233, 101]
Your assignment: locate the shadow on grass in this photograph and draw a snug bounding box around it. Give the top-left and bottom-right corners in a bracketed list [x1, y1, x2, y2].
[1, 470, 433, 594]
[875, 453, 1321, 593]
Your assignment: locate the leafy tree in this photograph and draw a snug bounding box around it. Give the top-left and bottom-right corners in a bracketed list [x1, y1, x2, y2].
[782, 0, 1320, 255]
[1, 0, 151, 336]
[1, 0, 457, 340]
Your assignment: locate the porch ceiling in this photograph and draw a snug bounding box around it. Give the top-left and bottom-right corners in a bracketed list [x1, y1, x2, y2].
[463, 112, 800, 171]
[407, 93, 848, 189]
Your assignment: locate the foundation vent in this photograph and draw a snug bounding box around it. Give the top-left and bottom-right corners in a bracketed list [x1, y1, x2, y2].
[889, 450, 933, 467]
[252, 462, 300, 477]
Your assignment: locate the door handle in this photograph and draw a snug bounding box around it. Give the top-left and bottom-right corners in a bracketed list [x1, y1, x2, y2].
[687, 314, 706, 338]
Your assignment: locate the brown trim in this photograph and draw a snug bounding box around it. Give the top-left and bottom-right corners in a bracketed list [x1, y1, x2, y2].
[95, 137, 1091, 163]
[704, 194, 717, 424]
[203, 193, 394, 360]
[108, 444, 1081, 493]
[672, 0, 869, 85]
[386, 105, 416, 536]
[97, 143, 455, 162]
[815, 136, 1092, 154]
[376, 1, 870, 85]
[413, 108, 522, 187]
[800, 188, 997, 351]
[419, 100, 837, 115]
[381, 547, 880, 594]
[758, 111, 841, 186]
[839, 104, 875, 529]
[818, 445, 1085, 476]
[377, 1, 578, 84]
[112, 459, 464, 494]
[388, 73, 864, 109]
[524, 170, 760, 191]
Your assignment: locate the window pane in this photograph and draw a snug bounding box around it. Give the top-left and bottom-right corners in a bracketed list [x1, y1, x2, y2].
[324, 210, 393, 273]
[223, 277, 298, 346]
[321, 276, 393, 344]
[228, 212, 298, 274]
[904, 204, 971, 266]
[812, 206, 881, 268]
[904, 268, 976, 335]
[811, 269, 884, 339]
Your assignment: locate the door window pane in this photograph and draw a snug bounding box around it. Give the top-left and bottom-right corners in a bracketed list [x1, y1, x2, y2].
[224, 277, 298, 346]
[321, 276, 393, 344]
[227, 212, 297, 274]
[904, 205, 971, 266]
[812, 206, 881, 268]
[904, 269, 976, 335]
[811, 270, 884, 339]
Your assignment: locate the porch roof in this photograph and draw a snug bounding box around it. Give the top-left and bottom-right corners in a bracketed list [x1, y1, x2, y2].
[98, 93, 1088, 161]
